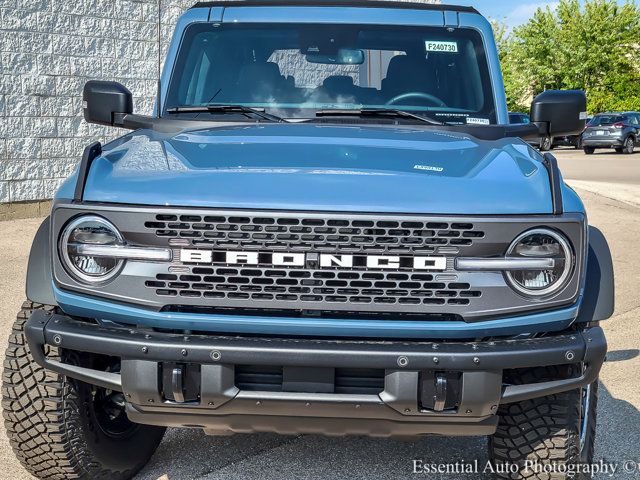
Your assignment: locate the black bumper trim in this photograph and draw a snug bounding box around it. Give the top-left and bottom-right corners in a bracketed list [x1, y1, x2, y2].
[26, 310, 606, 402]
[26, 310, 606, 371]
[24, 310, 607, 436]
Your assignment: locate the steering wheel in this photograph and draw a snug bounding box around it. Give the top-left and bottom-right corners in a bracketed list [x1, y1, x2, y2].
[386, 92, 447, 108]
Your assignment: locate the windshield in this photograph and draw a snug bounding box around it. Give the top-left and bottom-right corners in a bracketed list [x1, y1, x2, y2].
[588, 115, 623, 126]
[165, 23, 497, 124]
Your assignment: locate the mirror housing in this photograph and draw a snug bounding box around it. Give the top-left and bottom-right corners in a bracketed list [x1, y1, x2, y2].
[83, 80, 133, 126]
[530, 90, 587, 137]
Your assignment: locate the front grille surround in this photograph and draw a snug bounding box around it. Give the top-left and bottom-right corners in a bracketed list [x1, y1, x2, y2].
[52, 204, 586, 322]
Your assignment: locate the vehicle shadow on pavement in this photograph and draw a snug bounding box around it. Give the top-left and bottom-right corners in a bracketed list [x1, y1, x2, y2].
[605, 349, 639, 362]
[594, 381, 640, 477]
[136, 380, 640, 480]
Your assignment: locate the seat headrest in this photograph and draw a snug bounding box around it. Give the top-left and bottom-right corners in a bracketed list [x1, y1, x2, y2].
[386, 55, 432, 79]
[238, 62, 283, 85]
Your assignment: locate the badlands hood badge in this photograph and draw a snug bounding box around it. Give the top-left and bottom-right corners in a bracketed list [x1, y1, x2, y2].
[414, 164, 444, 173]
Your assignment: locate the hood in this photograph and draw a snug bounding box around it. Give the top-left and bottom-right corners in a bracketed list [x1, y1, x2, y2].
[80, 123, 553, 215]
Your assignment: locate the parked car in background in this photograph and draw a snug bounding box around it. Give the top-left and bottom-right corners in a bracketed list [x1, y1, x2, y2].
[509, 111, 554, 151]
[582, 112, 640, 154]
[508, 112, 530, 125]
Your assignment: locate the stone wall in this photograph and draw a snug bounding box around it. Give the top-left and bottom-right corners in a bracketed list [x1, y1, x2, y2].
[0, 0, 193, 204]
[0, 0, 439, 206]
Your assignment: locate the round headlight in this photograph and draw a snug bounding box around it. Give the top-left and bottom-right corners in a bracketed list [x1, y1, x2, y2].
[505, 229, 573, 297]
[60, 216, 124, 284]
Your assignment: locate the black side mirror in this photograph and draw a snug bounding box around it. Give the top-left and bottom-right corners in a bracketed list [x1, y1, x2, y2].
[83, 80, 133, 126]
[530, 90, 587, 137]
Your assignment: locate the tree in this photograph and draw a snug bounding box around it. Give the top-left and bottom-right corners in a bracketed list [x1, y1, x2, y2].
[497, 0, 640, 113]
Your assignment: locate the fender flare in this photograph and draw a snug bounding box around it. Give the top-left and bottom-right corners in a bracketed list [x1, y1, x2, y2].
[26, 217, 57, 306]
[576, 226, 615, 323]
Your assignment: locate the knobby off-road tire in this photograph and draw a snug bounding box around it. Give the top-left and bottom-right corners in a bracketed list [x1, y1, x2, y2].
[488, 365, 598, 480]
[2, 301, 165, 480]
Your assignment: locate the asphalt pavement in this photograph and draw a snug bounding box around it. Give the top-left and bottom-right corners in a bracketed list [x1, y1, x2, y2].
[0, 149, 637, 479]
[555, 148, 640, 185]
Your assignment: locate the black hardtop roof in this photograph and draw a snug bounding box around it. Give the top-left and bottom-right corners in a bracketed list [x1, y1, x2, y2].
[192, 1, 479, 14]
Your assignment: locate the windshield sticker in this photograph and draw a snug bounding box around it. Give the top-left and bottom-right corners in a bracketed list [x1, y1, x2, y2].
[466, 117, 490, 126]
[425, 41, 458, 53]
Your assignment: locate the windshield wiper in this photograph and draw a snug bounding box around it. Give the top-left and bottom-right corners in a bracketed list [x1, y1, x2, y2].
[166, 104, 285, 123]
[315, 108, 447, 125]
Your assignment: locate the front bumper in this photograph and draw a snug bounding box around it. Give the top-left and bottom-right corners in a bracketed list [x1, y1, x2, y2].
[25, 310, 607, 437]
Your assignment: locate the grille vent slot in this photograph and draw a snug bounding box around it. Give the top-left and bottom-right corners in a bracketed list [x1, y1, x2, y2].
[145, 215, 485, 254]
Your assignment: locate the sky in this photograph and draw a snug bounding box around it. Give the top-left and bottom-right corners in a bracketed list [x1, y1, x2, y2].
[444, 0, 631, 28]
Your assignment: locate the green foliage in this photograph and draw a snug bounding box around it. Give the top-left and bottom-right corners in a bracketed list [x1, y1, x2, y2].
[495, 0, 640, 113]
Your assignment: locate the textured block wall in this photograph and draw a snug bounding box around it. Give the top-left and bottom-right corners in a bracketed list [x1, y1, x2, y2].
[0, 0, 193, 203]
[0, 0, 439, 204]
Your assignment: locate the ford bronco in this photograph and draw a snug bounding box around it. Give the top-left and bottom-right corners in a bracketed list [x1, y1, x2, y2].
[3, 1, 614, 479]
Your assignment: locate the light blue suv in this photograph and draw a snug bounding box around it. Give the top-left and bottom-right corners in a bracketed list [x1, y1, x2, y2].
[4, 2, 613, 479]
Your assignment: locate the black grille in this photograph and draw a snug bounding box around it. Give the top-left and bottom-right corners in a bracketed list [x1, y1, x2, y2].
[141, 212, 487, 315]
[146, 269, 482, 307]
[235, 365, 385, 395]
[145, 214, 485, 254]
[235, 365, 283, 391]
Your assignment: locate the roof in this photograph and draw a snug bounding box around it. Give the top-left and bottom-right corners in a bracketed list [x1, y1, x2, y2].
[191, 1, 479, 14]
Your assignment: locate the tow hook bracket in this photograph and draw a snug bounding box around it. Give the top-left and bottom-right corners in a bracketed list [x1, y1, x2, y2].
[433, 373, 448, 412]
[171, 367, 185, 403]
[161, 362, 201, 403]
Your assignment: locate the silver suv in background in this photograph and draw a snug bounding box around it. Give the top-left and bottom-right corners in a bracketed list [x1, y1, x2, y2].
[582, 112, 640, 155]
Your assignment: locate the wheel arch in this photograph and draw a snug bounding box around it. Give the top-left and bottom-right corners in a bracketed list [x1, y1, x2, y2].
[576, 226, 615, 323]
[26, 217, 57, 306]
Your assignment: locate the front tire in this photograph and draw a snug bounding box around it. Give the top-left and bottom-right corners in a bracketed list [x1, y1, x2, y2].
[489, 366, 598, 480]
[584, 147, 595, 155]
[539, 136, 553, 152]
[2, 301, 165, 480]
[574, 137, 582, 149]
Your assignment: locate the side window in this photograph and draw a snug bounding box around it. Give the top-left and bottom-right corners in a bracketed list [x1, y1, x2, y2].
[630, 115, 640, 126]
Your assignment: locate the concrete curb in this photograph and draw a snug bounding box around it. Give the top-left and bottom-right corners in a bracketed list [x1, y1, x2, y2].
[0, 201, 52, 222]
[566, 180, 640, 209]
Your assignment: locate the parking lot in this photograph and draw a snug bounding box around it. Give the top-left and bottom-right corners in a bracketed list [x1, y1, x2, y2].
[0, 149, 638, 479]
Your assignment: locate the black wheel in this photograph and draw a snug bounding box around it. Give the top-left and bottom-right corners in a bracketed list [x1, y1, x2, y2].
[584, 147, 595, 155]
[622, 136, 635, 154]
[2, 301, 165, 480]
[539, 136, 553, 151]
[489, 365, 598, 480]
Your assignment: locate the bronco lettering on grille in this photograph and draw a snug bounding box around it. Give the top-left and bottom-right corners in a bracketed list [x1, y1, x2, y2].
[179, 250, 447, 271]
